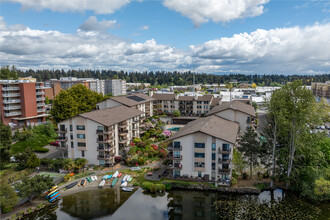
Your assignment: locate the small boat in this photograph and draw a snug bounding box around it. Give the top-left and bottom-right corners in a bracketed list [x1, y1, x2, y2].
[47, 190, 58, 198]
[79, 179, 86, 187]
[118, 173, 122, 178]
[111, 178, 118, 187]
[48, 187, 58, 196]
[107, 175, 112, 179]
[126, 175, 132, 182]
[49, 193, 60, 202]
[113, 171, 119, 178]
[49, 192, 59, 199]
[91, 176, 95, 181]
[94, 175, 98, 181]
[98, 179, 106, 188]
[66, 181, 78, 189]
[121, 181, 127, 187]
[122, 187, 134, 192]
[128, 177, 132, 182]
[122, 175, 128, 183]
[102, 175, 109, 180]
[87, 177, 92, 182]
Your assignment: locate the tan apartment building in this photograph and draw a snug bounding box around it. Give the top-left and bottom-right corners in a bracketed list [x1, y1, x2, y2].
[168, 115, 239, 183]
[96, 93, 154, 118]
[56, 105, 144, 165]
[311, 82, 330, 100]
[0, 80, 49, 126]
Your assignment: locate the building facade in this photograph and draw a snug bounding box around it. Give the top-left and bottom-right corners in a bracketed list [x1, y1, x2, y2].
[311, 82, 330, 101]
[168, 115, 239, 183]
[56, 105, 144, 165]
[50, 77, 104, 94]
[104, 79, 127, 96]
[0, 80, 49, 126]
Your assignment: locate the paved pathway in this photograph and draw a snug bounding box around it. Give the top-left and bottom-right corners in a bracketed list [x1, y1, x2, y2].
[36, 145, 64, 159]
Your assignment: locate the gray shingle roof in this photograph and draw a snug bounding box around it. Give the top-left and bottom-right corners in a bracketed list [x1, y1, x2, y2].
[110, 93, 154, 107]
[206, 100, 255, 116]
[152, 93, 175, 101]
[169, 115, 239, 144]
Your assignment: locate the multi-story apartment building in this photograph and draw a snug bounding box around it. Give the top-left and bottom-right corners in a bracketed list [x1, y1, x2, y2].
[206, 100, 255, 136]
[96, 93, 154, 118]
[50, 77, 104, 94]
[168, 115, 239, 183]
[104, 79, 127, 96]
[44, 83, 62, 100]
[0, 80, 49, 126]
[311, 82, 330, 100]
[56, 105, 144, 165]
[152, 94, 222, 116]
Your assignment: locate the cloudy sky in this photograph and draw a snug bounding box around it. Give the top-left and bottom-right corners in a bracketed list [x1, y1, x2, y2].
[0, 0, 330, 74]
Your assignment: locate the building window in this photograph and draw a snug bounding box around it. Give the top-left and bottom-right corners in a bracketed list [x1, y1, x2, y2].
[174, 170, 181, 177]
[194, 162, 205, 167]
[212, 153, 216, 160]
[78, 142, 86, 147]
[198, 171, 202, 177]
[71, 142, 74, 148]
[70, 134, 73, 139]
[97, 126, 103, 131]
[212, 143, 216, 151]
[81, 151, 85, 157]
[212, 163, 215, 170]
[76, 125, 85, 130]
[70, 125, 72, 131]
[77, 134, 85, 139]
[194, 143, 205, 148]
[174, 141, 181, 149]
[204, 101, 209, 104]
[204, 106, 208, 109]
[174, 151, 181, 158]
[223, 143, 230, 151]
[194, 153, 205, 158]
[197, 106, 202, 109]
[223, 164, 229, 169]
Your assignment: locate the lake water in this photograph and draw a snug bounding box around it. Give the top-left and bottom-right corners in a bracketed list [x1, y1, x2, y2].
[24, 188, 330, 220]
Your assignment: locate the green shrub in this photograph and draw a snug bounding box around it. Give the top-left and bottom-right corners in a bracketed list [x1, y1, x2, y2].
[231, 177, 238, 186]
[133, 138, 142, 144]
[164, 183, 172, 190]
[156, 184, 165, 192]
[149, 184, 157, 193]
[142, 181, 153, 190]
[137, 158, 146, 166]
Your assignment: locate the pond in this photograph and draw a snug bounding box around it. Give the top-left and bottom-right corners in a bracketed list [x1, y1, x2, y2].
[24, 188, 330, 220]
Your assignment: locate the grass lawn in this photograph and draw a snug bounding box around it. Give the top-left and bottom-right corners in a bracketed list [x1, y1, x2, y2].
[11, 135, 51, 154]
[38, 172, 65, 179]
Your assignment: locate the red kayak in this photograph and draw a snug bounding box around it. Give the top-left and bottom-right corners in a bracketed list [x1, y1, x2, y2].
[118, 173, 123, 178]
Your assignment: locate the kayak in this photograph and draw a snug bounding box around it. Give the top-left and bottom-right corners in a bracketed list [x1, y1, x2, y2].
[66, 181, 78, 189]
[79, 179, 86, 187]
[128, 177, 133, 182]
[87, 177, 92, 182]
[49, 192, 59, 199]
[48, 188, 58, 196]
[102, 175, 108, 180]
[91, 176, 95, 181]
[122, 175, 128, 183]
[107, 175, 112, 179]
[111, 178, 118, 187]
[122, 187, 134, 192]
[113, 171, 119, 178]
[47, 190, 58, 198]
[98, 179, 106, 188]
[121, 181, 127, 187]
[94, 175, 98, 181]
[49, 193, 60, 202]
[118, 173, 122, 178]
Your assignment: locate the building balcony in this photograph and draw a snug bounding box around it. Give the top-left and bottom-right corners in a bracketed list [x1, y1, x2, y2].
[96, 129, 114, 135]
[169, 163, 182, 170]
[97, 147, 113, 152]
[2, 87, 19, 91]
[3, 99, 20, 104]
[168, 145, 182, 151]
[218, 168, 230, 174]
[2, 93, 20, 97]
[3, 106, 21, 110]
[218, 159, 231, 164]
[35, 86, 44, 89]
[167, 154, 182, 160]
[218, 148, 231, 154]
[4, 111, 21, 117]
[36, 92, 45, 95]
[97, 155, 114, 160]
[37, 103, 45, 107]
[57, 136, 67, 142]
[119, 132, 128, 136]
[37, 109, 45, 113]
[55, 128, 67, 133]
[36, 97, 45, 101]
[119, 139, 127, 144]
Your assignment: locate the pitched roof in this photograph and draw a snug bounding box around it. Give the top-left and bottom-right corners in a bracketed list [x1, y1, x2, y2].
[196, 95, 214, 101]
[177, 96, 194, 101]
[210, 97, 222, 107]
[169, 115, 239, 144]
[206, 100, 255, 116]
[79, 105, 143, 126]
[110, 93, 154, 107]
[152, 93, 175, 101]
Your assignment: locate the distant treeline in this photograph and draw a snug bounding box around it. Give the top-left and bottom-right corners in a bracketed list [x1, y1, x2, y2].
[16, 69, 330, 86]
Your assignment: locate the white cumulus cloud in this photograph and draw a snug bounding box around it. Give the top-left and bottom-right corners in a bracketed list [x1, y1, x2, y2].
[3, 0, 131, 14]
[79, 16, 117, 32]
[163, 0, 269, 26]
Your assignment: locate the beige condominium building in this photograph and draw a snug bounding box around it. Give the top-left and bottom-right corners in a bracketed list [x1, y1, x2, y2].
[206, 100, 255, 136]
[152, 94, 222, 116]
[96, 93, 154, 118]
[168, 115, 239, 183]
[56, 105, 144, 166]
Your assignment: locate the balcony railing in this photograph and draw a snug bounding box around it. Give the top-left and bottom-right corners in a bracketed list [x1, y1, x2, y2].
[169, 163, 182, 169]
[168, 145, 182, 151]
[218, 148, 231, 154]
[36, 97, 45, 101]
[218, 159, 231, 164]
[36, 92, 45, 95]
[37, 103, 45, 107]
[55, 128, 67, 133]
[4, 111, 21, 117]
[2, 87, 19, 91]
[97, 155, 114, 160]
[35, 86, 44, 89]
[218, 168, 230, 174]
[3, 106, 21, 110]
[97, 147, 113, 152]
[37, 109, 45, 113]
[2, 93, 20, 97]
[57, 136, 67, 142]
[167, 154, 182, 160]
[3, 99, 20, 104]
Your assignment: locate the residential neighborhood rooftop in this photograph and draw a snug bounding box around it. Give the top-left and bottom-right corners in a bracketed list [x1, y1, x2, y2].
[206, 100, 255, 117]
[110, 93, 155, 106]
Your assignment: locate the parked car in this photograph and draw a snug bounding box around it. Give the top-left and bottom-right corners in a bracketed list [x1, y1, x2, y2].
[50, 141, 59, 146]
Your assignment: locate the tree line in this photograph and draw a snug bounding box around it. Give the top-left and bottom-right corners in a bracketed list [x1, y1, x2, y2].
[2, 66, 329, 86]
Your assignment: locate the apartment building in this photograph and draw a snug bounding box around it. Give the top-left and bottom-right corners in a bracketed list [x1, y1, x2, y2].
[206, 100, 255, 136]
[104, 79, 127, 96]
[56, 105, 144, 165]
[96, 93, 154, 118]
[44, 83, 62, 100]
[152, 94, 222, 116]
[50, 77, 104, 94]
[0, 80, 49, 126]
[168, 115, 239, 183]
[311, 82, 330, 100]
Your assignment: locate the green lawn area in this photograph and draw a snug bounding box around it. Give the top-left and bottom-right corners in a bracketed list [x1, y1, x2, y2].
[38, 172, 65, 179]
[11, 135, 51, 154]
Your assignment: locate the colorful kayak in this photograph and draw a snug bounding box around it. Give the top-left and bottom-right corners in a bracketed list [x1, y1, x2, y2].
[107, 175, 112, 179]
[49, 193, 60, 202]
[66, 181, 78, 189]
[94, 175, 98, 181]
[113, 171, 119, 178]
[47, 190, 58, 198]
[128, 177, 132, 182]
[111, 178, 118, 187]
[122, 187, 134, 192]
[118, 173, 123, 178]
[48, 188, 58, 196]
[98, 179, 106, 188]
[102, 175, 108, 180]
[79, 179, 86, 187]
[121, 181, 127, 187]
[49, 192, 59, 199]
[122, 175, 128, 183]
[87, 177, 92, 182]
